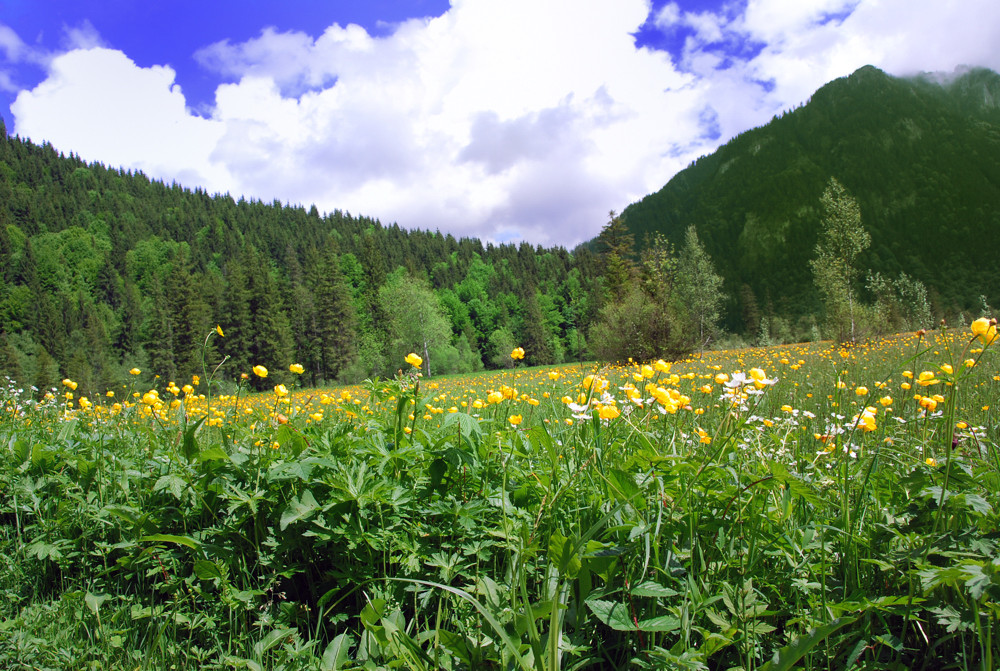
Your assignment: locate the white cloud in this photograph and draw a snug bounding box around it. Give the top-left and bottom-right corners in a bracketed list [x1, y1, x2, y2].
[7, 0, 1000, 248]
[11, 48, 232, 189]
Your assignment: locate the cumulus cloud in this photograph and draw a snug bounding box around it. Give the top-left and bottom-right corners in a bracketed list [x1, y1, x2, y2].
[11, 48, 232, 189]
[7, 0, 1000, 247]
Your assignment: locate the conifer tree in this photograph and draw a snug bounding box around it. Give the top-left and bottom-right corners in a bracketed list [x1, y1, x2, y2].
[810, 178, 870, 342]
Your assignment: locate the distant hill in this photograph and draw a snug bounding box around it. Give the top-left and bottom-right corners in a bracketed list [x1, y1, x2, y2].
[615, 65, 1000, 333]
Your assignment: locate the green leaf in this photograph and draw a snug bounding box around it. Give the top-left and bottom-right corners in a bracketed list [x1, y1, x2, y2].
[254, 627, 297, 655]
[759, 617, 857, 671]
[138, 533, 201, 550]
[548, 532, 582, 579]
[321, 632, 354, 671]
[198, 446, 230, 463]
[276, 425, 308, 458]
[85, 591, 108, 615]
[181, 416, 206, 463]
[635, 614, 680, 633]
[630, 580, 678, 598]
[280, 489, 320, 531]
[154, 474, 186, 500]
[608, 468, 642, 507]
[586, 599, 635, 631]
[443, 411, 482, 442]
[527, 425, 555, 462]
[193, 559, 227, 583]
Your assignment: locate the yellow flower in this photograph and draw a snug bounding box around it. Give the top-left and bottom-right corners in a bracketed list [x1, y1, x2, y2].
[879, 395, 893, 407]
[925, 457, 938, 467]
[129, 368, 141, 376]
[939, 363, 953, 375]
[289, 363, 305, 375]
[598, 405, 620, 420]
[653, 359, 670, 373]
[405, 352, 423, 367]
[253, 365, 268, 378]
[508, 414, 523, 426]
[971, 317, 991, 338]
[855, 386, 868, 396]
[215, 325, 225, 337]
[274, 384, 289, 397]
[78, 396, 92, 410]
[510, 347, 525, 360]
[62, 378, 78, 391]
[548, 371, 561, 381]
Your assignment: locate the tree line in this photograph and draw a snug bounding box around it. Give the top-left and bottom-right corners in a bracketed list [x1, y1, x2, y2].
[0, 124, 620, 395]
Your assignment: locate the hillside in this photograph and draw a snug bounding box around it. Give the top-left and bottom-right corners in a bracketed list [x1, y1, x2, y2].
[617, 65, 1000, 332]
[0, 125, 603, 395]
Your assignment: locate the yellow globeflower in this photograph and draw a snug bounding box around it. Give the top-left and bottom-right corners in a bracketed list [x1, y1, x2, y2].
[879, 395, 893, 407]
[855, 386, 868, 396]
[289, 363, 305, 375]
[253, 365, 268, 378]
[274, 384, 289, 397]
[62, 378, 78, 391]
[215, 325, 225, 337]
[510, 347, 525, 360]
[598, 405, 620, 420]
[129, 368, 141, 376]
[508, 414, 523, 426]
[405, 353, 423, 368]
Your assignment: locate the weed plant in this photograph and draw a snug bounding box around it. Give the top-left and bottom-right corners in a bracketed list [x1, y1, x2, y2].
[0, 325, 998, 670]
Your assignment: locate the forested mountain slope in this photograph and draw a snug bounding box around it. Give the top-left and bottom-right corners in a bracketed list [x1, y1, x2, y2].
[615, 65, 1000, 333]
[0, 123, 604, 395]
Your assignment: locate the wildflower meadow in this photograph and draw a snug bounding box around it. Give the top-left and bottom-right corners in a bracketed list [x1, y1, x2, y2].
[1, 324, 998, 670]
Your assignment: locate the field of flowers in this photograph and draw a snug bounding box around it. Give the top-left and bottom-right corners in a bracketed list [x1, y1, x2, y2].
[1, 323, 998, 670]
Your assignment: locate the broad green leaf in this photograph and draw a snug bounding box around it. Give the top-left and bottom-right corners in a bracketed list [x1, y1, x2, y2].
[154, 474, 186, 500]
[193, 559, 226, 583]
[630, 580, 678, 598]
[276, 425, 308, 458]
[280, 489, 320, 530]
[181, 416, 206, 463]
[548, 532, 582, 578]
[85, 591, 108, 615]
[138, 533, 201, 550]
[586, 599, 634, 631]
[254, 627, 297, 655]
[759, 617, 857, 671]
[321, 632, 354, 671]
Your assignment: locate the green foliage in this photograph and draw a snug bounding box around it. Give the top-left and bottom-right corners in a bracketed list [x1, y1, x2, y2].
[614, 65, 1000, 332]
[0, 132, 608, 388]
[811, 178, 871, 342]
[2, 329, 999, 668]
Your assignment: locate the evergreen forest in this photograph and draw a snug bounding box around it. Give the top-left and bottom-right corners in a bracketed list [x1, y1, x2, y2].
[4, 64, 1000, 394]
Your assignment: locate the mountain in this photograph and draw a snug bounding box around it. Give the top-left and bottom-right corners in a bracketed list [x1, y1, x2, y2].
[616, 65, 1000, 333]
[0, 129, 604, 393]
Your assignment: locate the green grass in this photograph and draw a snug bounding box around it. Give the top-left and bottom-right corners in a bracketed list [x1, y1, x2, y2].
[0, 329, 998, 670]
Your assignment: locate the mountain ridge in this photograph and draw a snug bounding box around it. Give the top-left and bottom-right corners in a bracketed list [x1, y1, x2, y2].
[616, 64, 1000, 333]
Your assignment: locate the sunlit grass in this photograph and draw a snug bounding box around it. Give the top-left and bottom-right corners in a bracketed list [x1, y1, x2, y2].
[1, 327, 997, 669]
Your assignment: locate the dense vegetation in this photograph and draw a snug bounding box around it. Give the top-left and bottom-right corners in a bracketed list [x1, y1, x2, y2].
[613, 65, 1000, 338]
[0, 119, 605, 395]
[1, 328, 997, 669]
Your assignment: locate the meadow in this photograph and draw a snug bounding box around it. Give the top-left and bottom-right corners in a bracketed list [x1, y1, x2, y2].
[0, 324, 998, 670]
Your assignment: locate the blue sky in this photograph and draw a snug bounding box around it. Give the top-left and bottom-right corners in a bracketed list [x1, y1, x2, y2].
[2, 0, 998, 247]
